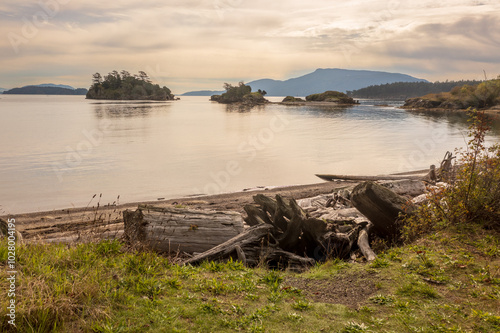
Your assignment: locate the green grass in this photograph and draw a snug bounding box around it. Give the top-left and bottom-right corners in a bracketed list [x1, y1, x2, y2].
[1, 226, 499, 332]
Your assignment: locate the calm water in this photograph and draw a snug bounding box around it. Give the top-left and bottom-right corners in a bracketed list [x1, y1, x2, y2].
[1, 95, 499, 214]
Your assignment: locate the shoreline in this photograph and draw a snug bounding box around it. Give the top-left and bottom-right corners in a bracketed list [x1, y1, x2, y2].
[400, 105, 500, 116]
[4, 180, 359, 242]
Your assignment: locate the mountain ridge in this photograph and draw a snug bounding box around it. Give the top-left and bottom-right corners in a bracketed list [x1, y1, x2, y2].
[3, 85, 87, 95]
[182, 68, 427, 96]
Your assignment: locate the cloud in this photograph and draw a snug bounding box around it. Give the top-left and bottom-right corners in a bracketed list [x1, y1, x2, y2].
[0, 0, 499, 90]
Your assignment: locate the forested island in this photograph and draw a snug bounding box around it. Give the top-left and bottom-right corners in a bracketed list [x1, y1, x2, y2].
[86, 70, 174, 100]
[403, 79, 500, 110]
[348, 80, 483, 99]
[3, 86, 87, 95]
[281, 91, 358, 105]
[210, 82, 269, 106]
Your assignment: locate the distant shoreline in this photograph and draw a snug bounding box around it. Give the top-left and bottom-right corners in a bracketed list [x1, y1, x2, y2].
[401, 105, 500, 116]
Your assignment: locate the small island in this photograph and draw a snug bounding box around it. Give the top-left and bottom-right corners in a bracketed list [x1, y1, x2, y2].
[403, 79, 500, 111]
[86, 70, 175, 101]
[281, 90, 359, 105]
[210, 82, 269, 106]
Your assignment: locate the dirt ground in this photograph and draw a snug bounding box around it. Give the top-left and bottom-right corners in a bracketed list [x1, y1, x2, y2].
[285, 271, 380, 308]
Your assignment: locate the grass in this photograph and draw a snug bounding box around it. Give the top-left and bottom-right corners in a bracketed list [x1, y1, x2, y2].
[1, 224, 499, 332]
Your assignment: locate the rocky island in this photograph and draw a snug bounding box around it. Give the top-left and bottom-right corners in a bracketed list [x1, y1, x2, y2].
[402, 78, 500, 112]
[281, 90, 359, 105]
[210, 82, 269, 106]
[86, 70, 175, 101]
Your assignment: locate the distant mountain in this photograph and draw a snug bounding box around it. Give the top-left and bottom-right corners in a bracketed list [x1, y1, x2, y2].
[3, 86, 87, 95]
[181, 90, 225, 96]
[182, 69, 427, 97]
[35, 83, 76, 90]
[246, 68, 428, 96]
[0, 88, 7, 93]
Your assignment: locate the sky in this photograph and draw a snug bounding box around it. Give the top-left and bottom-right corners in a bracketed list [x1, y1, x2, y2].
[1, 0, 499, 94]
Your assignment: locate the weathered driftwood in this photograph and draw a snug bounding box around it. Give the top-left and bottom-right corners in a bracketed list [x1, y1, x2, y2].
[357, 224, 376, 261]
[351, 181, 412, 238]
[315, 174, 424, 182]
[186, 194, 378, 269]
[123, 205, 244, 253]
[184, 223, 315, 269]
[378, 179, 427, 198]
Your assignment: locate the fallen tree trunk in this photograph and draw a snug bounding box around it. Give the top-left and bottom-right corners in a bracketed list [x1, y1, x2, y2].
[351, 181, 412, 238]
[123, 205, 244, 253]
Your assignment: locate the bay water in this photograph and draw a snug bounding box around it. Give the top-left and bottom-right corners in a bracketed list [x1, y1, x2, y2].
[1, 95, 498, 214]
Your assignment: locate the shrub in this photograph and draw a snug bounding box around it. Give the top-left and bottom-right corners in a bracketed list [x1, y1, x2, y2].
[305, 90, 357, 104]
[403, 109, 500, 240]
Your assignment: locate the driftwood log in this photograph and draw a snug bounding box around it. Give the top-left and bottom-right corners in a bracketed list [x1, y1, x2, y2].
[351, 181, 413, 238]
[185, 194, 377, 270]
[123, 205, 244, 253]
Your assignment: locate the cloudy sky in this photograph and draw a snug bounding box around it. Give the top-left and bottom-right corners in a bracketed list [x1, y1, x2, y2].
[1, 0, 499, 93]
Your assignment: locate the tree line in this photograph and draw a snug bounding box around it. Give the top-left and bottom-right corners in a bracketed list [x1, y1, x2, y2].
[347, 80, 484, 99]
[86, 70, 174, 100]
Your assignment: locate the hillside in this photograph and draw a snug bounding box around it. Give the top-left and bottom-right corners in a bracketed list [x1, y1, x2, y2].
[3, 86, 87, 95]
[349, 80, 483, 99]
[182, 90, 224, 96]
[403, 79, 500, 110]
[182, 68, 427, 96]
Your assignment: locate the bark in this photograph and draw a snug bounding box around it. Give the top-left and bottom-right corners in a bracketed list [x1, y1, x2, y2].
[351, 181, 412, 238]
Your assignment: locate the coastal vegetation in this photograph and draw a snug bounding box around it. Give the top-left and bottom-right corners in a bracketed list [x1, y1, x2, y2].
[3, 86, 87, 95]
[282, 96, 305, 102]
[86, 70, 174, 101]
[348, 80, 483, 100]
[305, 90, 358, 104]
[403, 79, 500, 110]
[210, 82, 268, 105]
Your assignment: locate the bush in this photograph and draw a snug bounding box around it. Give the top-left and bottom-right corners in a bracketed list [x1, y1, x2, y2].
[282, 96, 305, 102]
[305, 90, 357, 103]
[403, 109, 500, 240]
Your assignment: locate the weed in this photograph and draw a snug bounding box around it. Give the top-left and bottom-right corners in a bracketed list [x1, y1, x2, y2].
[260, 270, 283, 291]
[292, 299, 312, 311]
[341, 321, 371, 332]
[369, 294, 394, 305]
[286, 312, 303, 322]
[369, 257, 390, 268]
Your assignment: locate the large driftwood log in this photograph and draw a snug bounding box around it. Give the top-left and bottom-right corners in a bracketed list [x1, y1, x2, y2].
[123, 205, 244, 253]
[351, 181, 412, 238]
[184, 194, 378, 269]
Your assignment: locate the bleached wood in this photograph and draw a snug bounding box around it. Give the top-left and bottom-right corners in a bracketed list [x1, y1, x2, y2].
[123, 205, 244, 253]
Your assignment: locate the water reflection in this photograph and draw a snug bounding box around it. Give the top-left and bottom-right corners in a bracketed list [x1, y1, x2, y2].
[224, 104, 267, 113]
[407, 109, 500, 136]
[281, 104, 351, 118]
[93, 102, 171, 118]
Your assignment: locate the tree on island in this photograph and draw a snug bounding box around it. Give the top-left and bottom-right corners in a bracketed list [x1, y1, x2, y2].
[210, 82, 268, 105]
[86, 70, 174, 100]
